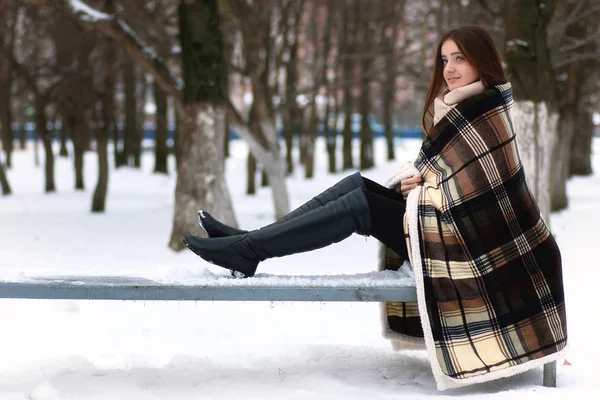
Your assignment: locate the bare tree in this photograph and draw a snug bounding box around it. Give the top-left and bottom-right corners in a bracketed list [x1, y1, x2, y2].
[50, 16, 100, 191]
[153, 79, 169, 174]
[90, 0, 117, 212]
[340, 0, 357, 170]
[552, 1, 600, 178]
[302, 0, 329, 178]
[169, 0, 232, 249]
[225, 0, 291, 219]
[279, 0, 303, 175]
[0, 0, 18, 169]
[504, 0, 559, 222]
[379, 0, 403, 161]
[38, 0, 236, 250]
[548, 0, 599, 210]
[356, 0, 375, 170]
[570, 105, 594, 176]
[0, 165, 10, 196]
[10, 5, 71, 192]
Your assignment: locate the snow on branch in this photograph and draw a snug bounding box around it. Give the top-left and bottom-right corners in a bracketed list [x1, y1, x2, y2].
[67, 0, 111, 21]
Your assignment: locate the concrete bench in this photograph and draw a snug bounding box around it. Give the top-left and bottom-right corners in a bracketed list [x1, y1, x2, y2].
[0, 271, 556, 387]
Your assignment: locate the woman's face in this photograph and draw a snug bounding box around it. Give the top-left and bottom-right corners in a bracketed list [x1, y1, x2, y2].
[441, 40, 479, 91]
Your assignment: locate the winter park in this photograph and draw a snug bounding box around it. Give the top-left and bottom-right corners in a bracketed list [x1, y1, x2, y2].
[0, 0, 598, 399]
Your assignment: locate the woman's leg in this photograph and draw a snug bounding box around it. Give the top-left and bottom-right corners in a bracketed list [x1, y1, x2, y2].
[199, 172, 365, 237]
[185, 183, 372, 277]
[185, 175, 408, 278]
[362, 177, 409, 260]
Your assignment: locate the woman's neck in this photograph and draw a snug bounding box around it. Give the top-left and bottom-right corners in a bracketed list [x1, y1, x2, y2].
[443, 80, 485, 105]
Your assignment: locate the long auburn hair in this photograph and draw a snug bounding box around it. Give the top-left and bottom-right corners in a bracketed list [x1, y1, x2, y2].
[422, 25, 507, 134]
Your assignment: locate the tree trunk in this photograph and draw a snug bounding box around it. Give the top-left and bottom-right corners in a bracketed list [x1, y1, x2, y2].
[229, 117, 290, 219]
[93, 23, 115, 213]
[223, 113, 230, 158]
[245, 89, 289, 217]
[92, 99, 112, 212]
[570, 108, 594, 176]
[58, 117, 69, 157]
[154, 81, 169, 174]
[92, 129, 110, 212]
[551, 103, 576, 211]
[169, 104, 228, 249]
[358, 60, 374, 170]
[174, 107, 181, 172]
[304, 98, 318, 178]
[382, 0, 400, 161]
[92, 74, 111, 213]
[261, 169, 269, 187]
[134, 75, 145, 168]
[169, 0, 235, 250]
[245, 103, 262, 194]
[341, 1, 355, 170]
[36, 103, 56, 193]
[358, 1, 374, 170]
[0, 10, 7, 166]
[550, 59, 579, 212]
[112, 113, 124, 168]
[282, 106, 295, 176]
[0, 160, 10, 195]
[124, 59, 137, 167]
[251, 89, 290, 218]
[112, 60, 125, 167]
[282, 25, 300, 176]
[0, 16, 13, 169]
[0, 94, 13, 168]
[17, 116, 26, 150]
[504, 0, 558, 223]
[246, 151, 256, 195]
[382, 73, 395, 162]
[72, 117, 86, 190]
[326, 87, 338, 174]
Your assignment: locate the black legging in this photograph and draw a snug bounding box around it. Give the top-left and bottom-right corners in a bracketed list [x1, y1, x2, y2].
[362, 177, 409, 259]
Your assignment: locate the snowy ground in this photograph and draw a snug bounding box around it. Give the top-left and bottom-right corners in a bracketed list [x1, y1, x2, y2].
[0, 138, 596, 399]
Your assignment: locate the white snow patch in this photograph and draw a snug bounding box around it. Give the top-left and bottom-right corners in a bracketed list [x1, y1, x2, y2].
[68, 0, 111, 21]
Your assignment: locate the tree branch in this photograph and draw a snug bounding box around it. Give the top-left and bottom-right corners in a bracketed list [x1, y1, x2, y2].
[127, 0, 174, 53]
[565, 1, 600, 27]
[44, 0, 183, 108]
[558, 29, 600, 55]
[553, 52, 600, 68]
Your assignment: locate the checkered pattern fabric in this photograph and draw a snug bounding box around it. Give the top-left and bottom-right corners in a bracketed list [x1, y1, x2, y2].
[382, 83, 567, 390]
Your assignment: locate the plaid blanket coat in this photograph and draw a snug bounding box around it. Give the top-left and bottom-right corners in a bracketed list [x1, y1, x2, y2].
[380, 83, 567, 390]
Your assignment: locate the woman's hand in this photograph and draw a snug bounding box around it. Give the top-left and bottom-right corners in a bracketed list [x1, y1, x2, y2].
[400, 176, 423, 199]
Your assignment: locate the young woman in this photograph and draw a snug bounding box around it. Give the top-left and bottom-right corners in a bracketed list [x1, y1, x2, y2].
[184, 25, 567, 390]
[183, 26, 502, 280]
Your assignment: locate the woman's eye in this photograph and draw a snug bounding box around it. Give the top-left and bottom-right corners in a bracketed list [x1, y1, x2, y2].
[456, 56, 464, 61]
[442, 59, 448, 66]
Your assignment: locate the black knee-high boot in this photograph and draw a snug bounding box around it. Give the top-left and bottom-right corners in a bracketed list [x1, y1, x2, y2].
[198, 172, 365, 237]
[184, 185, 371, 278]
